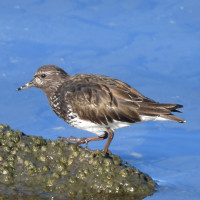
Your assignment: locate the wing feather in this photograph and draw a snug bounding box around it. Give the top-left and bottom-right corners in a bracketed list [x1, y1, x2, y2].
[62, 76, 142, 124]
[59, 74, 184, 125]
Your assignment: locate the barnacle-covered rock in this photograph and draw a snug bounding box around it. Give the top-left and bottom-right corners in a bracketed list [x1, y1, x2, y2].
[0, 124, 156, 199]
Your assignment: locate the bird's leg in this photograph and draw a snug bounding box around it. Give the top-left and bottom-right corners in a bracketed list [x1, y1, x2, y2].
[59, 131, 113, 153]
[103, 128, 114, 154]
[58, 135, 106, 148]
[84, 136, 105, 149]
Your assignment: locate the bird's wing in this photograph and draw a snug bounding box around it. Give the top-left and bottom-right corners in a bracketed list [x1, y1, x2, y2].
[96, 76, 173, 117]
[61, 75, 146, 125]
[61, 74, 181, 125]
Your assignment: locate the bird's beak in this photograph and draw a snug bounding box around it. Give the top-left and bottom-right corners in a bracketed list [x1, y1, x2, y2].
[16, 80, 34, 91]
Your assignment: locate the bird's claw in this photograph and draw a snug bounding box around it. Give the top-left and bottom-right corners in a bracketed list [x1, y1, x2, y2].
[58, 136, 88, 147]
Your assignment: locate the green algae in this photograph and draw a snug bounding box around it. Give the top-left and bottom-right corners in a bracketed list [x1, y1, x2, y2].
[0, 124, 156, 199]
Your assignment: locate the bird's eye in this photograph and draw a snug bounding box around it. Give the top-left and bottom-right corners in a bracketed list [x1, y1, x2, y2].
[41, 74, 46, 78]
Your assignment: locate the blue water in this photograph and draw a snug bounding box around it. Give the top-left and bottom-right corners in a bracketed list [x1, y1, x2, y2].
[0, 1, 200, 199]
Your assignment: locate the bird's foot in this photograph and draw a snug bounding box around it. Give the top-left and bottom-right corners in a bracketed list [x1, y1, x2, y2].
[58, 136, 112, 155]
[58, 136, 89, 147]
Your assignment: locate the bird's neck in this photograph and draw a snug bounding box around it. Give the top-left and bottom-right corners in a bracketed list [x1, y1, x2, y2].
[42, 84, 61, 99]
[42, 75, 70, 100]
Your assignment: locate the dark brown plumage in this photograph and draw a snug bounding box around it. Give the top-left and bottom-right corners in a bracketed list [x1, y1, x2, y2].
[17, 65, 185, 154]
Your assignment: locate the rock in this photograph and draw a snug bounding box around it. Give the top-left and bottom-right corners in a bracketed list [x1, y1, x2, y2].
[0, 124, 156, 199]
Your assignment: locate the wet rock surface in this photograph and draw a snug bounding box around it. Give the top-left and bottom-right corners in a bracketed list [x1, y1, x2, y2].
[0, 124, 156, 199]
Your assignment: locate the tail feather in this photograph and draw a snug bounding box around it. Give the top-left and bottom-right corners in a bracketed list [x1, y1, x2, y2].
[160, 114, 186, 123]
[160, 103, 184, 114]
[138, 102, 186, 123]
[154, 103, 183, 110]
[158, 103, 186, 123]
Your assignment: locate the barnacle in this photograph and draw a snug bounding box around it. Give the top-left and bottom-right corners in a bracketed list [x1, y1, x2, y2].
[0, 124, 156, 199]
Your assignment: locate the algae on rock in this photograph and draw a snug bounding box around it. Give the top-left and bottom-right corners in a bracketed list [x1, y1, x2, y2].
[0, 124, 156, 199]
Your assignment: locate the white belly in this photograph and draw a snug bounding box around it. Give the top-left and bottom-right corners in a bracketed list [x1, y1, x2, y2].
[69, 116, 132, 137]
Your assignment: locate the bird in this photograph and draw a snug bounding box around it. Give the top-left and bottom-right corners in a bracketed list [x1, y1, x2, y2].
[16, 65, 186, 154]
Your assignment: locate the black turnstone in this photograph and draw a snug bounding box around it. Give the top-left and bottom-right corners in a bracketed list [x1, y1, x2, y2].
[17, 65, 186, 154]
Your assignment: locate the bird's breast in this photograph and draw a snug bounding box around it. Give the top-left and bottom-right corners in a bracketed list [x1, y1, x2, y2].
[49, 94, 78, 124]
[49, 94, 62, 116]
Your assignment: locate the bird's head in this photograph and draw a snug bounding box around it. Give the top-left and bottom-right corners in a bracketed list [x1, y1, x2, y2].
[16, 65, 69, 94]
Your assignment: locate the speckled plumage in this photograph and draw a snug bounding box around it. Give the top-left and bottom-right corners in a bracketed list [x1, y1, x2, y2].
[17, 65, 185, 153]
